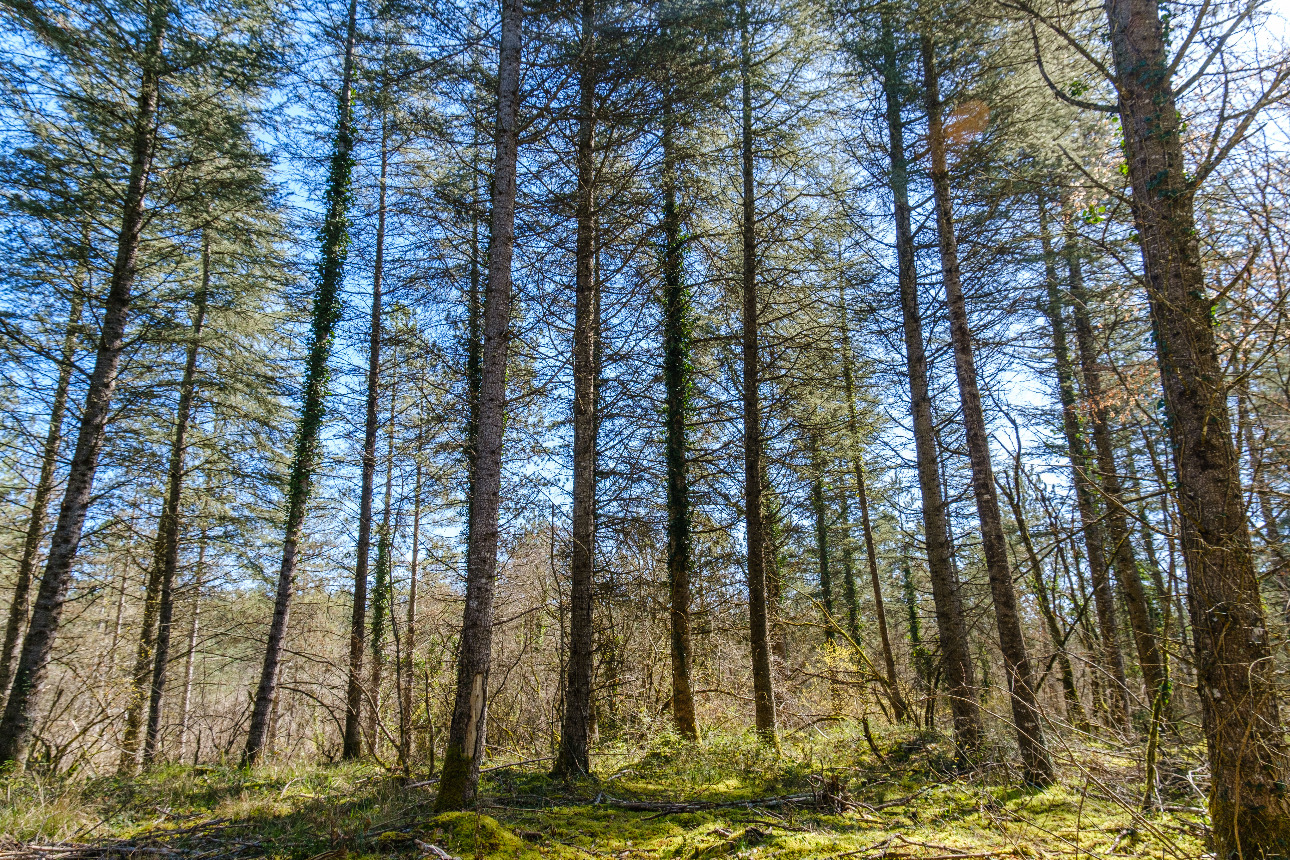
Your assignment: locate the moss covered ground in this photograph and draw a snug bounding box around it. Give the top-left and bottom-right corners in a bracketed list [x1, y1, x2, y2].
[0, 726, 1209, 859]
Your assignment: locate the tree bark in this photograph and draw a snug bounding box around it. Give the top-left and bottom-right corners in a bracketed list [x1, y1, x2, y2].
[1037, 200, 1130, 728]
[921, 35, 1051, 784]
[178, 533, 205, 762]
[107, 571, 127, 678]
[1102, 0, 1290, 848]
[661, 87, 697, 742]
[878, 20, 979, 755]
[555, 0, 599, 778]
[435, 0, 522, 808]
[344, 114, 389, 761]
[737, 0, 777, 743]
[121, 520, 170, 768]
[0, 291, 83, 709]
[242, 0, 358, 766]
[399, 456, 421, 774]
[463, 124, 484, 545]
[1068, 245, 1169, 714]
[367, 380, 397, 755]
[837, 494, 861, 645]
[838, 282, 909, 722]
[808, 433, 834, 643]
[762, 468, 787, 662]
[0, 5, 167, 768]
[899, 551, 933, 706]
[141, 247, 210, 766]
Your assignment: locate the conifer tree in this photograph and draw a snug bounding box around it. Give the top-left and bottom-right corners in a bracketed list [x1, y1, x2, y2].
[736, 0, 778, 744]
[870, 12, 981, 757]
[243, 0, 359, 765]
[0, 288, 82, 710]
[920, 33, 1052, 785]
[436, 0, 524, 808]
[0, 0, 283, 766]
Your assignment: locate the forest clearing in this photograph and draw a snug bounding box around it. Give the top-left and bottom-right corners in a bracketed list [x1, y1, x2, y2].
[1, 0, 1289, 856]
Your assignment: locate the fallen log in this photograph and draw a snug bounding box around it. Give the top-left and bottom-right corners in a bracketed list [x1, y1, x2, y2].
[595, 792, 816, 815]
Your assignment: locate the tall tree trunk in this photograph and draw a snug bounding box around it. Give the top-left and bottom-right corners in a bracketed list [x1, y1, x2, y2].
[178, 533, 206, 762]
[838, 282, 909, 722]
[463, 124, 484, 541]
[1037, 201, 1131, 728]
[762, 467, 787, 661]
[899, 551, 933, 704]
[1102, 0, 1290, 848]
[837, 494, 860, 645]
[0, 5, 167, 767]
[737, 0, 777, 743]
[0, 290, 83, 709]
[141, 248, 211, 766]
[661, 87, 697, 742]
[367, 382, 397, 755]
[878, 19, 979, 755]
[243, 0, 358, 766]
[121, 521, 170, 768]
[107, 571, 127, 678]
[435, 0, 523, 809]
[810, 435, 844, 718]
[345, 115, 389, 761]
[1067, 243, 1170, 727]
[399, 456, 421, 774]
[808, 434, 834, 643]
[555, 0, 599, 778]
[921, 35, 1052, 785]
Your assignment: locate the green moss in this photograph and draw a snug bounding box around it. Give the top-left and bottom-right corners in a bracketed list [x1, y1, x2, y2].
[423, 812, 537, 858]
[0, 727, 1211, 859]
[434, 744, 471, 812]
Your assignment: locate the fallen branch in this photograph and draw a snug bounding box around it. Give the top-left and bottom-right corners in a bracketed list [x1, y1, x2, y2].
[733, 817, 810, 832]
[599, 792, 816, 815]
[848, 786, 933, 812]
[407, 755, 556, 789]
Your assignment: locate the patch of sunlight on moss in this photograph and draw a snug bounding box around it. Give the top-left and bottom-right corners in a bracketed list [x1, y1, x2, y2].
[423, 812, 540, 859]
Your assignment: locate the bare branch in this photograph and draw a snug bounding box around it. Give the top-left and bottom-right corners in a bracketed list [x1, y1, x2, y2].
[1173, 2, 1261, 95]
[1029, 22, 1118, 113]
[1192, 65, 1290, 188]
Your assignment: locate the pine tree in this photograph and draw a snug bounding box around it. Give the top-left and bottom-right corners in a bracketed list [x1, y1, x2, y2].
[243, 0, 359, 766]
[436, 0, 524, 809]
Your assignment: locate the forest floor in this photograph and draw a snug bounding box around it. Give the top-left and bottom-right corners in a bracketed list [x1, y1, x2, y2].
[0, 725, 1210, 859]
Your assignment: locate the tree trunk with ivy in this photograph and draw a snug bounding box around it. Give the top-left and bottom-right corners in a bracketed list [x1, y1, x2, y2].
[242, 0, 358, 766]
[737, 0, 777, 743]
[1103, 0, 1290, 848]
[661, 86, 697, 741]
[344, 115, 389, 761]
